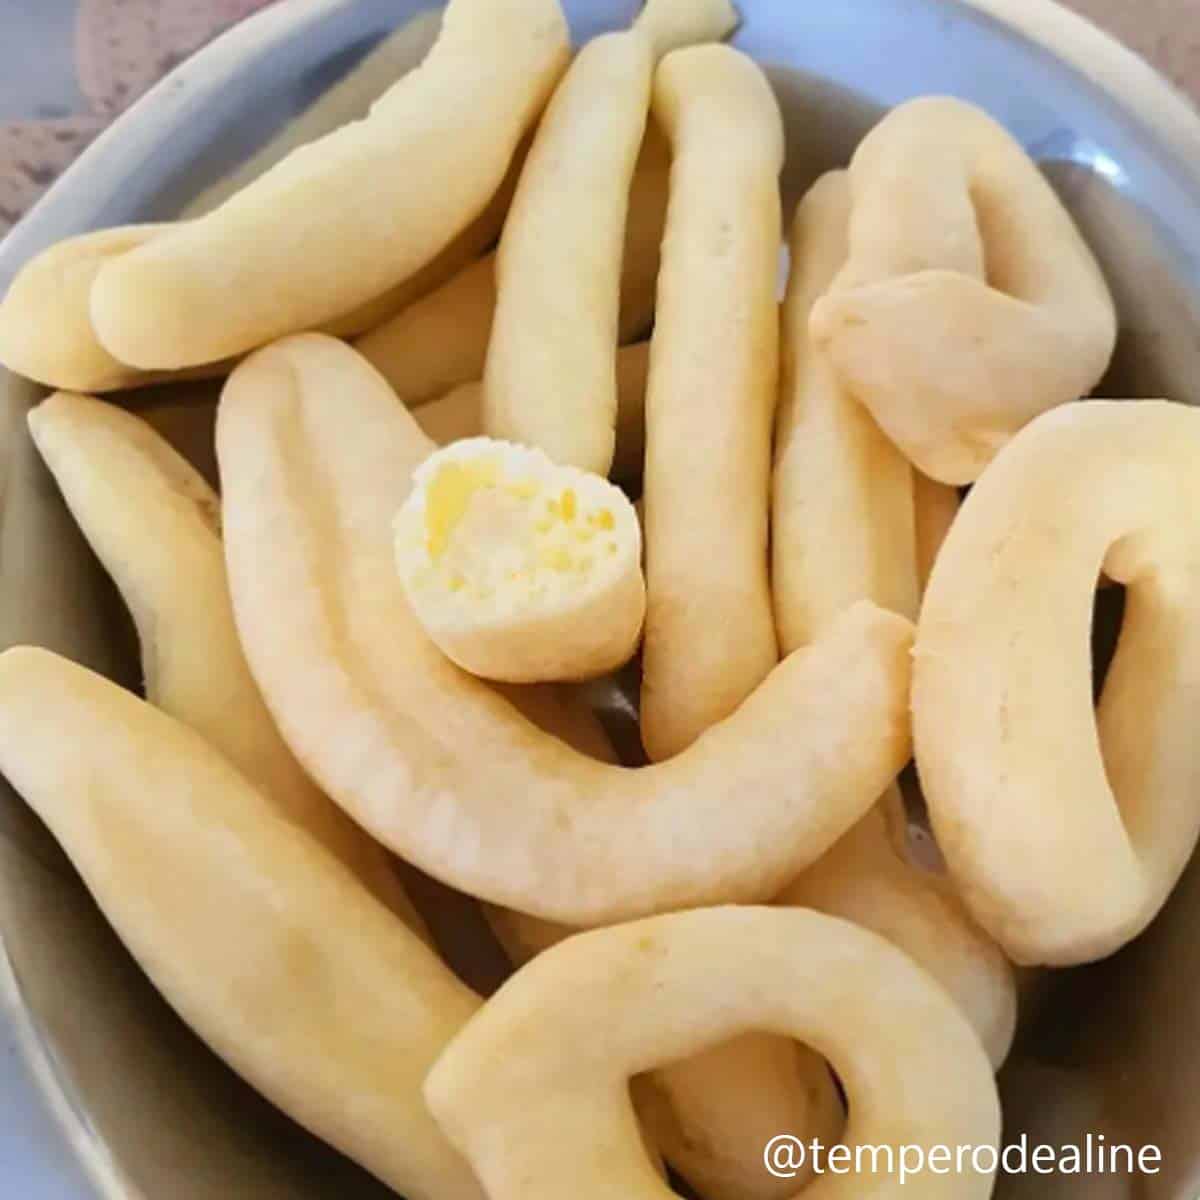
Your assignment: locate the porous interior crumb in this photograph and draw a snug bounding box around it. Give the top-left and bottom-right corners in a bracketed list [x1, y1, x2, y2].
[396, 438, 634, 621]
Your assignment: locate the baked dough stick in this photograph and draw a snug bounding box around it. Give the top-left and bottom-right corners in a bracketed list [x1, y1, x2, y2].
[773, 172, 1015, 1068]
[639, 46, 783, 761]
[0, 648, 483, 1200]
[773, 170, 919, 652]
[810, 97, 1117, 485]
[415, 340, 651, 482]
[426, 907, 1001, 1200]
[26, 392, 427, 939]
[217, 335, 913, 925]
[482, 0, 736, 472]
[89, 0, 570, 370]
[915, 400, 1200, 967]
[355, 121, 671, 408]
[0, 137, 527, 395]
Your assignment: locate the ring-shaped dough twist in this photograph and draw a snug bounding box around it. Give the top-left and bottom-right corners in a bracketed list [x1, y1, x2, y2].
[810, 97, 1117, 485]
[216, 333, 913, 925]
[426, 906, 1001, 1200]
[914, 399, 1200, 965]
[356, 122, 670, 409]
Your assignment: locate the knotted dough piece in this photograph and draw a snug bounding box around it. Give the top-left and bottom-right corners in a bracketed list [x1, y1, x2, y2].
[0, 647, 483, 1200]
[394, 437, 645, 682]
[640, 44, 784, 760]
[810, 96, 1117, 485]
[426, 906, 1001, 1200]
[217, 334, 913, 925]
[89, 0, 570, 368]
[915, 399, 1200, 965]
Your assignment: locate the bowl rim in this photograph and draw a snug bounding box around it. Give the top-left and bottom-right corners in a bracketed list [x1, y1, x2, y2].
[2, 0, 1200, 1196]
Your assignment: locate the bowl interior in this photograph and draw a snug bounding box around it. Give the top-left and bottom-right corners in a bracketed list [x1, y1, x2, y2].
[2, 1, 1200, 1196]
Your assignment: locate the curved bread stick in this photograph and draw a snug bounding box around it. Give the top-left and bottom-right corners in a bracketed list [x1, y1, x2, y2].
[483, 0, 734, 471]
[0, 647, 483, 1200]
[915, 400, 1200, 965]
[26, 392, 425, 934]
[217, 334, 913, 925]
[90, 0, 570, 368]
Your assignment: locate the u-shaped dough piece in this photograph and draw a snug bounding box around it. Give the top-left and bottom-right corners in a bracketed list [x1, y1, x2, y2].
[915, 399, 1200, 965]
[482, 0, 735, 472]
[0, 647, 483, 1200]
[89, 0, 569, 369]
[810, 96, 1117, 485]
[483, 906, 842, 1200]
[426, 906, 1001, 1200]
[25, 392, 425, 934]
[640, 45, 783, 760]
[772, 171, 1015, 1067]
[217, 334, 913, 925]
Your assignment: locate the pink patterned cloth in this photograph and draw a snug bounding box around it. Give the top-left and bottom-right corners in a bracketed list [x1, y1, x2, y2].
[0, 0, 277, 235]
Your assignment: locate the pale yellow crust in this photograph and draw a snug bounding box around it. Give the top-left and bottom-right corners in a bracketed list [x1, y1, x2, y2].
[778, 798, 1016, 1068]
[483, 0, 734, 473]
[414, 340, 650, 483]
[640, 45, 783, 760]
[217, 334, 913, 925]
[915, 399, 1200, 966]
[0, 226, 196, 392]
[771, 170, 1016, 1066]
[484, 29, 651, 472]
[89, 0, 570, 368]
[0, 647, 483, 1200]
[26, 391, 426, 936]
[355, 123, 669, 407]
[484, 905, 842, 1200]
[0, 136, 521, 394]
[772, 170, 919, 654]
[426, 906, 1001, 1200]
[810, 96, 1117, 484]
